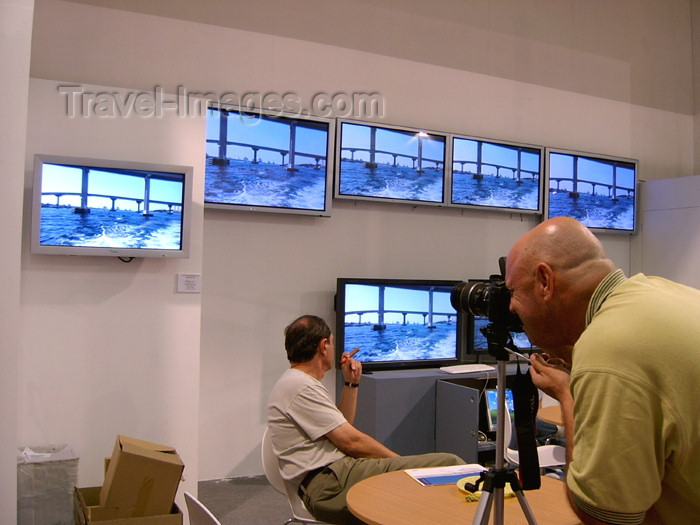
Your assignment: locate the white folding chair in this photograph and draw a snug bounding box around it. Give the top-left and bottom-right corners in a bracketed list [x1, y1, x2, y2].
[261, 428, 328, 525]
[184, 491, 222, 525]
[503, 408, 566, 474]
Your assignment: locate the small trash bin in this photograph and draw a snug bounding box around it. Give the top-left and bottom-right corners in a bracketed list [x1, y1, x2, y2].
[17, 444, 79, 525]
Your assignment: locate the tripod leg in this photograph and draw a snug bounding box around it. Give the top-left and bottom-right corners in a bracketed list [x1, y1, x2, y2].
[513, 489, 538, 525]
[468, 358, 541, 524]
[494, 488, 504, 524]
[471, 488, 494, 525]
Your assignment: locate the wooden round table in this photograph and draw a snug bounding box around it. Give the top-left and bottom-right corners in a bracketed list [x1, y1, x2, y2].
[538, 405, 564, 426]
[347, 469, 581, 525]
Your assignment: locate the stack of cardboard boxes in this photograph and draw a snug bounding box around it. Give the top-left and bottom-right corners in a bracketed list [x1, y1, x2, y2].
[74, 436, 184, 525]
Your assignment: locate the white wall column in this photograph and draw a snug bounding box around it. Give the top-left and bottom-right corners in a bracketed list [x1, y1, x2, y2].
[0, 0, 34, 521]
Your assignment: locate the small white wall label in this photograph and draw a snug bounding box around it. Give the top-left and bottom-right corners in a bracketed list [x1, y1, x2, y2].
[177, 273, 202, 293]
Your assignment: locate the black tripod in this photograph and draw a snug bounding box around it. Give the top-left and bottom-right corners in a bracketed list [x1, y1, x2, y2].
[469, 325, 538, 525]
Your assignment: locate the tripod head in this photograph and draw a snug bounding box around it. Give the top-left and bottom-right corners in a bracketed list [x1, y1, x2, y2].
[481, 322, 519, 361]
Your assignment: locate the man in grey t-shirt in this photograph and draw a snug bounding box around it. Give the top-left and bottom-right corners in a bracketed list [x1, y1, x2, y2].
[267, 314, 464, 524]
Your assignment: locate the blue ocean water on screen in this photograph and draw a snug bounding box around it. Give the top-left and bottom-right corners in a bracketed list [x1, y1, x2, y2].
[39, 207, 183, 249]
[205, 158, 327, 210]
[451, 172, 540, 210]
[338, 161, 444, 203]
[548, 190, 635, 230]
[343, 323, 457, 363]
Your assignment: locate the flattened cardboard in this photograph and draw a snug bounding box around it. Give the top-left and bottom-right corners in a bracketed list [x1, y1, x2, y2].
[99, 436, 184, 518]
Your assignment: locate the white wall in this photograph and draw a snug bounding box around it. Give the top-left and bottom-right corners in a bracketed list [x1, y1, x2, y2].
[637, 175, 700, 288]
[16, 0, 697, 490]
[20, 79, 205, 506]
[1, 0, 34, 521]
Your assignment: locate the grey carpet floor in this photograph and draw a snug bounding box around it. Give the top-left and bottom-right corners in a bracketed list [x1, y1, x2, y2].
[197, 475, 293, 524]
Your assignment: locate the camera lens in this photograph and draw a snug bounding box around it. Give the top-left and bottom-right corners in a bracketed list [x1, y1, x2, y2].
[466, 282, 490, 317]
[450, 281, 490, 317]
[452, 279, 522, 332]
[451, 257, 524, 341]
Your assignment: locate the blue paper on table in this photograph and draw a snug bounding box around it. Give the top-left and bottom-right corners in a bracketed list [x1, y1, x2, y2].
[404, 464, 485, 487]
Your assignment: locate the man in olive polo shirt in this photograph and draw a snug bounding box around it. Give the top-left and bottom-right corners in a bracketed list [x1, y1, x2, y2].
[507, 217, 700, 524]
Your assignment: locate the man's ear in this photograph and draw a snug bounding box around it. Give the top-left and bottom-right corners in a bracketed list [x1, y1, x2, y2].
[317, 338, 329, 356]
[535, 262, 555, 300]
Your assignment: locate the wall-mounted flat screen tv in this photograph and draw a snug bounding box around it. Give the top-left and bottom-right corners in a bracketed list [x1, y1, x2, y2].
[545, 148, 638, 233]
[335, 278, 466, 371]
[204, 105, 335, 216]
[335, 121, 447, 206]
[450, 135, 543, 214]
[31, 154, 193, 258]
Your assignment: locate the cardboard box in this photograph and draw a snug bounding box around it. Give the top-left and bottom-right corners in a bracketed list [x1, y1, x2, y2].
[74, 487, 182, 525]
[99, 436, 184, 519]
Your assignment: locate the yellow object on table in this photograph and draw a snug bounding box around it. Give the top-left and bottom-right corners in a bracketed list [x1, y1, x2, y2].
[456, 476, 516, 502]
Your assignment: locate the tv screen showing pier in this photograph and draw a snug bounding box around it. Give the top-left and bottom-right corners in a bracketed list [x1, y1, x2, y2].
[471, 315, 537, 355]
[30, 154, 192, 258]
[335, 121, 447, 206]
[335, 278, 465, 371]
[204, 106, 334, 216]
[546, 149, 638, 233]
[450, 135, 543, 213]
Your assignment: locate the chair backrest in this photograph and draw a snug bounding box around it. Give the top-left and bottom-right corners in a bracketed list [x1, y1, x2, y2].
[503, 404, 512, 454]
[261, 428, 288, 495]
[505, 443, 566, 468]
[184, 491, 222, 525]
[261, 428, 322, 523]
[503, 409, 566, 469]
[534, 444, 567, 467]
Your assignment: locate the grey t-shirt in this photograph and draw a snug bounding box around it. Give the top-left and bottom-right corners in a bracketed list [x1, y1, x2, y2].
[267, 368, 346, 484]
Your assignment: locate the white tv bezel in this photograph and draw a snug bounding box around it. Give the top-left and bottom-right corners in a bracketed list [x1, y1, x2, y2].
[31, 153, 193, 258]
[334, 119, 449, 208]
[544, 147, 639, 235]
[447, 133, 545, 215]
[204, 104, 336, 217]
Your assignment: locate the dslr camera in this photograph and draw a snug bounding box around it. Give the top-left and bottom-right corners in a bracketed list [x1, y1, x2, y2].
[450, 256, 523, 334]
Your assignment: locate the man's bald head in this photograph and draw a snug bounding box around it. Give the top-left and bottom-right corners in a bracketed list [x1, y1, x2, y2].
[508, 217, 608, 277]
[505, 217, 616, 352]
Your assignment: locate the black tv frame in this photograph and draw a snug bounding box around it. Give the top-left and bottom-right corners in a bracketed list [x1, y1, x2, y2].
[334, 277, 467, 371]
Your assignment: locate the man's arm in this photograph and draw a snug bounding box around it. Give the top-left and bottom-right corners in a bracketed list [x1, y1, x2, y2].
[530, 356, 614, 525]
[326, 422, 398, 458]
[337, 350, 362, 424]
[337, 382, 359, 425]
[557, 397, 610, 525]
[530, 354, 574, 462]
[330, 351, 398, 458]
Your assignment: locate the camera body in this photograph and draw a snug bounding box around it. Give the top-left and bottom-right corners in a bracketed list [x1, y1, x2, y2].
[450, 257, 523, 334]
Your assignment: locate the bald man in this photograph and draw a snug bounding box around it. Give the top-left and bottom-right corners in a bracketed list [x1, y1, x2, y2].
[506, 217, 700, 525]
